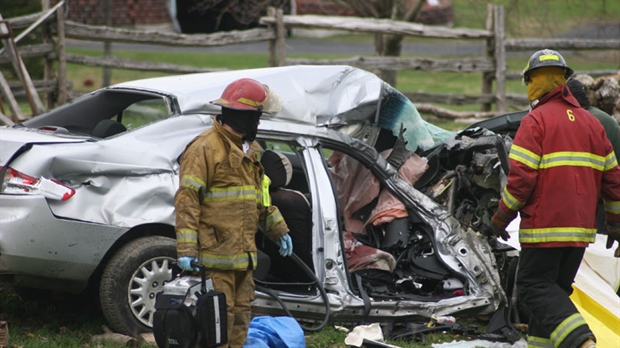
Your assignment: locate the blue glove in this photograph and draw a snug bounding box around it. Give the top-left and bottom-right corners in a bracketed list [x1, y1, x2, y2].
[177, 257, 199, 272]
[278, 234, 293, 257]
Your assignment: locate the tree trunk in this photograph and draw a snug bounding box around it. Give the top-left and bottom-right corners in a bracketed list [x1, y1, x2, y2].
[373, 33, 402, 86]
[371, 0, 425, 87]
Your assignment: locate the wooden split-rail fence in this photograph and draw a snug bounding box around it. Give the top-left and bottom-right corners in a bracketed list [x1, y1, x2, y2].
[1, 3, 618, 124]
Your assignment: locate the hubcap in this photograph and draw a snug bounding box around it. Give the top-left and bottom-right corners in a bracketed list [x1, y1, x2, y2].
[128, 257, 174, 327]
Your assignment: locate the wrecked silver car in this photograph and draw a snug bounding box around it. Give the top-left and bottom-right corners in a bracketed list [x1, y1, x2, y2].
[0, 66, 519, 338]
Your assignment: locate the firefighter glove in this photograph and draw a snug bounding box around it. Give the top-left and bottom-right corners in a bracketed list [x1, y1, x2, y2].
[278, 234, 293, 257]
[177, 256, 199, 272]
[490, 212, 511, 241]
[606, 222, 620, 258]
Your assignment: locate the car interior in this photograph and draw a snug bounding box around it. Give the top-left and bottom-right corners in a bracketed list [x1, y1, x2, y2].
[254, 131, 472, 304]
[21, 90, 171, 138]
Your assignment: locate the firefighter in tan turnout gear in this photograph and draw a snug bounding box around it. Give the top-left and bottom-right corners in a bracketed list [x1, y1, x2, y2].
[487, 49, 620, 348]
[175, 78, 292, 348]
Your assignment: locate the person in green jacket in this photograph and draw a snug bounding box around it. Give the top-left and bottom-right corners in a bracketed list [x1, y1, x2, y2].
[567, 78, 620, 156]
[568, 78, 620, 239]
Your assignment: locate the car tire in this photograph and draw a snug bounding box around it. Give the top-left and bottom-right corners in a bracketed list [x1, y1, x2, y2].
[99, 236, 176, 336]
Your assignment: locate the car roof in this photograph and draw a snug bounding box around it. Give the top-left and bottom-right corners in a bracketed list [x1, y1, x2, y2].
[113, 65, 454, 151]
[112, 65, 384, 127]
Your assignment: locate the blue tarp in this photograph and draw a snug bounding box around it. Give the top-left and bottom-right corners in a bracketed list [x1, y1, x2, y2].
[243, 316, 306, 348]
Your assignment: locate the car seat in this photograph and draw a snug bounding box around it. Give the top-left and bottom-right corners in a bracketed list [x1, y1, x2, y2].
[92, 119, 127, 138]
[259, 150, 314, 283]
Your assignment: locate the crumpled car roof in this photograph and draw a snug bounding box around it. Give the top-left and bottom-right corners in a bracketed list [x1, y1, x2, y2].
[114, 65, 452, 151]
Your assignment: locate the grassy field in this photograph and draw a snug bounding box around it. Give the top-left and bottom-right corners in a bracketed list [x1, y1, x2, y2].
[61, 47, 618, 132]
[451, 0, 620, 37]
[0, 286, 496, 348]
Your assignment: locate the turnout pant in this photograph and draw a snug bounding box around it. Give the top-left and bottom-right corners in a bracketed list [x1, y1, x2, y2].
[206, 269, 255, 348]
[517, 247, 594, 348]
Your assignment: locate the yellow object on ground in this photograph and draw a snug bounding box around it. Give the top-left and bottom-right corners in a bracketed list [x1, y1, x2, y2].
[571, 288, 620, 348]
[571, 234, 620, 348]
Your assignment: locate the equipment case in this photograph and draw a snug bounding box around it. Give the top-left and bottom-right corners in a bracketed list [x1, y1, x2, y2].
[153, 262, 227, 348]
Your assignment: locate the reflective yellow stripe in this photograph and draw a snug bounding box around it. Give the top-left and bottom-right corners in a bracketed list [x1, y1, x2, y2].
[528, 336, 553, 348]
[604, 200, 620, 215]
[539, 151, 607, 170]
[520, 227, 596, 243]
[177, 228, 198, 244]
[551, 313, 587, 347]
[180, 175, 206, 192]
[265, 209, 284, 231]
[509, 144, 540, 169]
[604, 152, 618, 171]
[199, 251, 257, 270]
[539, 54, 560, 62]
[502, 187, 524, 211]
[203, 185, 257, 202]
[237, 97, 261, 107]
[261, 175, 271, 207]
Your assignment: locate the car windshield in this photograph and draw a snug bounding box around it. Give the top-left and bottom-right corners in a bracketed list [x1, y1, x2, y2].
[21, 89, 173, 138]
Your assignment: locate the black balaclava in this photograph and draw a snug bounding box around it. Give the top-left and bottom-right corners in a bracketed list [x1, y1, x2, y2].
[219, 107, 262, 142]
[567, 79, 591, 109]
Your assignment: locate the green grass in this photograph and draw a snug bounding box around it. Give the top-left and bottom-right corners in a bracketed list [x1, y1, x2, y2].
[1, 287, 499, 348]
[65, 48, 618, 94]
[452, 0, 620, 37]
[66, 48, 272, 93]
[0, 287, 153, 348]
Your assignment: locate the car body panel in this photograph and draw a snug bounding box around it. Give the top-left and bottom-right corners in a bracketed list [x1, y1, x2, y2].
[0, 195, 127, 291]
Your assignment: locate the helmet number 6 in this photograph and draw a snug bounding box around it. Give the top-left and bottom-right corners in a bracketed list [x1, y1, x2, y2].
[567, 109, 575, 122]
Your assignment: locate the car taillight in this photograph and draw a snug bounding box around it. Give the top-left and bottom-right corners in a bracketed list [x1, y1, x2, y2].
[0, 166, 75, 201]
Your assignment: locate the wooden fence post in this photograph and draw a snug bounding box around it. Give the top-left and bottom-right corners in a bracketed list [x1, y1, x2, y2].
[102, 0, 112, 87]
[0, 15, 46, 116]
[493, 6, 506, 112]
[275, 8, 286, 67]
[0, 70, 24, 122]
[56, 6, 67, 105]
[480, 4, 494, 112]
[41, 0, 55, 109]
[267, 7, 277, 67]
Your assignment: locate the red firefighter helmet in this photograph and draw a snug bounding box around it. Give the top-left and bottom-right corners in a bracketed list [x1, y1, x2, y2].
[210, 78, 269, 111]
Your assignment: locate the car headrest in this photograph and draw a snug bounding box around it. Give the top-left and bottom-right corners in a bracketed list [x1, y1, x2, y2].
[261, 150, 292, 189]
[92, 119, 127, 138]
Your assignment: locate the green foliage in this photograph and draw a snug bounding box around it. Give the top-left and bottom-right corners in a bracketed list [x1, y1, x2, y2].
[0, 0, 41, 17]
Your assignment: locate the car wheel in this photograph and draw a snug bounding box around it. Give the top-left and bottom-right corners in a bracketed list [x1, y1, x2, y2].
[100, 236, 176, 336]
